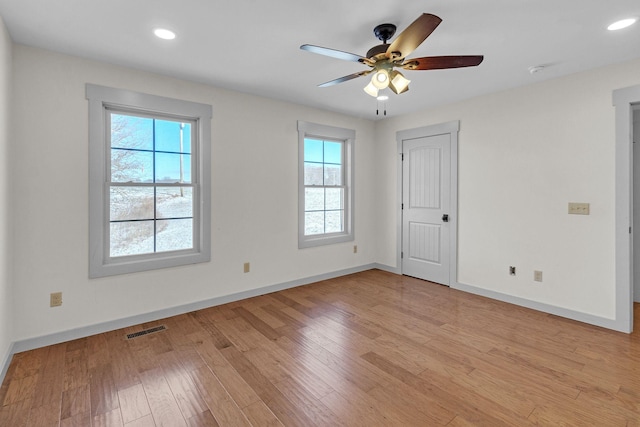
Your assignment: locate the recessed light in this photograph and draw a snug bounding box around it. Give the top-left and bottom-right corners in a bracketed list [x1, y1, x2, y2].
[154, 28, 176, 40]
[377, 95, 389, 101]
[607, 18, 637, 31]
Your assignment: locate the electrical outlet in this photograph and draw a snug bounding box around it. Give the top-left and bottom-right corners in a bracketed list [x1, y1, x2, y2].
[509, 266, 516, 276]
[353, 245, 358, 254]
[534, 270, 543, 282]
[50, 292, 62, 307]
[243, 262, 250, 273]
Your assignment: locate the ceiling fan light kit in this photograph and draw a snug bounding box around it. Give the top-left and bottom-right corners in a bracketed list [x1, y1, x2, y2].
[364, 81, 379, 97]
[300, 13, 484, 100]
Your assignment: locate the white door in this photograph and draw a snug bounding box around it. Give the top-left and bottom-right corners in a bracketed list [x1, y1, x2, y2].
[402, 133, 451, 285]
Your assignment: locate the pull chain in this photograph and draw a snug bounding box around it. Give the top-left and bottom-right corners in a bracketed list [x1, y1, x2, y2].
[376, 99, 387, 116]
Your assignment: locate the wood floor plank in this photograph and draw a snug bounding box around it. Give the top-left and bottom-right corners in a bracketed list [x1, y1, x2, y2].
[63, 345, 89, 392]
[188, 332, 261, 409]
[117, 383, 151, 424]
[240, 401, 284, 427]
[185, 409, 220, 427]
[0, 397, 31, 427]
[244, 346, 334, 401]
[139, 368, 187, 427]
[2, 372, 39, 405]
[90, 363, 119, 417]
[60, 383, 90, 421]
[30, 343, 66, 410]
[25, 401, 60, 427]
[273, 376, 342, 426]
[219, 345, 315, 426]
[1, 269, 639, 426]
[362, 350, 526, 426]
[124, 414, 156, 427]
[60, 411, 91, 427]
[159, 352, 209, 420]
[277, 327, 381, 392]
[365, 383, 455, 425]
[189, 365, 253, 427]
[92, 407, 124, 427]
[103, 331, 141, 391]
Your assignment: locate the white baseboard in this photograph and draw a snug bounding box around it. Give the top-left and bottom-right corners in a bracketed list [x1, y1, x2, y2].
[374, 263, 629, 333]
[451, 281, 629, 333]
[2, 263, 628, 386]
[0, 341, 14, 384]
[373, 262, 401, 274]
[3, 263, 377, 382]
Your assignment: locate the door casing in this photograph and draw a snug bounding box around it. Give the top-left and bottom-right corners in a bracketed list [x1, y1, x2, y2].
[396, 121, 459, 285]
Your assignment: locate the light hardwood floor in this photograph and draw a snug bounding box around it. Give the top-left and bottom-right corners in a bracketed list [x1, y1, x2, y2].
[1, 269, 639, 426]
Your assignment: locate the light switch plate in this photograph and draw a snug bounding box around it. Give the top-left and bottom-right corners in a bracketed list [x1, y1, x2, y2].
[568, 202, 590, 215]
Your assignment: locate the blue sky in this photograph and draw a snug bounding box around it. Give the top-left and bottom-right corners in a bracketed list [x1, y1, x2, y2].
[111, 113, 192, 183]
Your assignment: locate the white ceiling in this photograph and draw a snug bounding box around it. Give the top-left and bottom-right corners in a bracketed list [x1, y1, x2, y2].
[1, 0, 639, 120]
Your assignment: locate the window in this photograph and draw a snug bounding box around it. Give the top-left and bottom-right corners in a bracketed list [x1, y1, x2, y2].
[87, 84, 211, 277]
[298, 121, 354, 248]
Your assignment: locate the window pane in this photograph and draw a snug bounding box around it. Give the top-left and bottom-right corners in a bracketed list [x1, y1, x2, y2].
[325, 210, 344, 233]
[304, 139, 324, 162]
[111, 149, 153, 183]
[157, 187, 193, 219]
[324, 164, 342, 185]
[111, 114, 153, 150]
[155, 152, 192, 183]
[324, 141, 342, 164]
[305, 188, 324, 211]
[155, 120, 192, 154]
[325, 188, 343, 210]
[305, 211, 325, 235]
[304, 162, 323, 185]
[156, 219, 193, 252]
[110, 221, 154, 257]
[110, 187, 154, 221]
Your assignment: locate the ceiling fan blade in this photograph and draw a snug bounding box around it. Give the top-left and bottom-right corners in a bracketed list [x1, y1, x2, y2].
[402, 55, 484, 70]
[386, 13, 442, 60]
[300, 44, 368, 63]
[318, 71, 370, 87]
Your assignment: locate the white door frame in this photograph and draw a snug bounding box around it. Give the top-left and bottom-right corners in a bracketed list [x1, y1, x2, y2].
[396, 121, 459, 284]
[614, 84, 640, 333]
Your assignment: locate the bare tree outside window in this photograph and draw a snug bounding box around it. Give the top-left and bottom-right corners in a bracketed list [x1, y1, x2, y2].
[108, 112, 194, 257]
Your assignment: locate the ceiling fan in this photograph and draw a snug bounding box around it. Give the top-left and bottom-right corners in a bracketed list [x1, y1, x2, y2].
[300, 13, 484, 98]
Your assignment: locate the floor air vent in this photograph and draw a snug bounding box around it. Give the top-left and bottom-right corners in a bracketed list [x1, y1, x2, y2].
[125, 325, 167, 340]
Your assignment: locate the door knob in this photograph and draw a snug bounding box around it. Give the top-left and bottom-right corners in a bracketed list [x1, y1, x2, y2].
[442, 214, 449, 222]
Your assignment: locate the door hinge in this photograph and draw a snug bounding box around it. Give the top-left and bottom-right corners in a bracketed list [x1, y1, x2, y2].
[401, 203, 404, 210]
[630, 226, 632, 234]
[401, 251, 404, 259]
[401, 153, 404, 161]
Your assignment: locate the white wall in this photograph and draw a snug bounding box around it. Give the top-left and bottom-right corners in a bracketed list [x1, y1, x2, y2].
[634, 109, 640, 303]
[0, 16, 13, 371]
[0, 17, 14, 372]
[375, 59, 640, 320]
[11, 45, 376, 341]
[8, 43, 640, 345]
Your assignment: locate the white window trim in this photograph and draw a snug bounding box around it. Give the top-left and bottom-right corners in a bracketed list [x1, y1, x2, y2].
[87, 84, 212, 278]
[298, 120, 355, 248]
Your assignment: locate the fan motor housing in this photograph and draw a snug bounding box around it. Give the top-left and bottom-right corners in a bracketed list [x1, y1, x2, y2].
[366, 44, 389, 59]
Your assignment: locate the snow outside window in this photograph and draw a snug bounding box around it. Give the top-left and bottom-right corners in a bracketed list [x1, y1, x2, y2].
[298, 121, 354, 248]
[87, 84, 211, 277]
